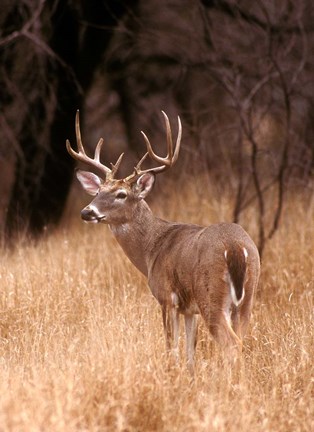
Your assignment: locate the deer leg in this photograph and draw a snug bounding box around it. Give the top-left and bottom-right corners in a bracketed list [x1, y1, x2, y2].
[171, 306, 180, 361]
[184, 314, 198, 374]
[221, 318, 243, 354]
[199, 300, 242, 363]
[238, 295, 254, 340]
[162, 305, 172, 351]
[232, 305, 250, 342]
[210, 313, 243, 363]
[161, 304, 180, 360]
[231, 305, 241, 337]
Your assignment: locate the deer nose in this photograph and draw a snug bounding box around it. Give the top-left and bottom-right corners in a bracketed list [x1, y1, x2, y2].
[81, 206, 97, 221]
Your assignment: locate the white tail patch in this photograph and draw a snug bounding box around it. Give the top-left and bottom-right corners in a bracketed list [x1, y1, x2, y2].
[230, 280, 245, 306]
[224, 246, 248, 307]
[243, 247, 248, 261]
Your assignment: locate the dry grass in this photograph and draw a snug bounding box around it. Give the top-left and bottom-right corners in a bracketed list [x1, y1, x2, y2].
[0, 180, 313, 432]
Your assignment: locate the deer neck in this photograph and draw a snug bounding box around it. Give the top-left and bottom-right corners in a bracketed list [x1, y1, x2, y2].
[109, 200, 160, 277]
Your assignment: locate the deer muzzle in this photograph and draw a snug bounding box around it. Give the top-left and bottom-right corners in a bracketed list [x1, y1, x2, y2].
[81, 206, 106, 223]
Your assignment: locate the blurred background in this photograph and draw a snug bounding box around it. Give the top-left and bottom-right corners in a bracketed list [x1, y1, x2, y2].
[0, 0, 313, 255]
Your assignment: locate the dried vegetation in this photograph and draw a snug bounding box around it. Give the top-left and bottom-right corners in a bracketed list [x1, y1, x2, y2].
[0, 180, 313, 431]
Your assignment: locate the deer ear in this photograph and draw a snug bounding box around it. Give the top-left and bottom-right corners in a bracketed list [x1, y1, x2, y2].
[76, 170, 101, 196]
[135, 173, 155, 199]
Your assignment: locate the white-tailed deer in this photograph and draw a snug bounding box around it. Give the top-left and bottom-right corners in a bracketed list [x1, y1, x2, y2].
[66, 111, 260, 373]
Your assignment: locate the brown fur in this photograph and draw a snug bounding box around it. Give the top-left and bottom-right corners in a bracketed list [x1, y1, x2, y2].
[69, 113, 260, 373]
[225, 244, 247, 303]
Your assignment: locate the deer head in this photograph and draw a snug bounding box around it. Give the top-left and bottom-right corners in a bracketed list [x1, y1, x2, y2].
[66, 111, 182, 225]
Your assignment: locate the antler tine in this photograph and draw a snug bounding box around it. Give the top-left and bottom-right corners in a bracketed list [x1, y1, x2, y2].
[172, 115, 182, 163]
[74, 110, 85, 154]
[163, 111, 182, 164]
[110, 152, 124, 176]
[134, 152, 149, 172]
[125, 111, 182, 182]
[124, 152, 149, 182]
[142, 111, 182, 167]
[162, 110, 174, 161]
[94, 137, 104, 162]
[66, 111, 120, 180]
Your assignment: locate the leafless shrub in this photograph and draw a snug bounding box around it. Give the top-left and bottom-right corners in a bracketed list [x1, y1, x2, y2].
[1, 0, 313, 252]
[106, 0, 314, 257]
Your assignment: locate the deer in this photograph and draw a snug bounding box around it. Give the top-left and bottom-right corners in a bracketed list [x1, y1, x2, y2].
[66, 111, 260, 374]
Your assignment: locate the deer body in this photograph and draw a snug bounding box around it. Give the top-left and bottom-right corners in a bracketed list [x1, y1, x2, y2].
[67, 111, 260, 373]
[110, 200, 259, 368]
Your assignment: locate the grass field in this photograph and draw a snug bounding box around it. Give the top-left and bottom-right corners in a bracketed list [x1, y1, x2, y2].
[0, 179, 313, 431]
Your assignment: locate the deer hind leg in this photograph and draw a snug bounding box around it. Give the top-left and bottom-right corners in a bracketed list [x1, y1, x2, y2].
[239, 282, 256, 338]
[214, 319, 242, 369]
[231, 301, 251, 342]
[200, 299, 243, 363]
[231, 305, 241, 338]
[184, 314, 198, 374]
[231, 280, 254, 341]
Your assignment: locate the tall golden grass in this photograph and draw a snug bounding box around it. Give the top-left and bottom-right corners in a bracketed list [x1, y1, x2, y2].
[0, 179, 313, 431]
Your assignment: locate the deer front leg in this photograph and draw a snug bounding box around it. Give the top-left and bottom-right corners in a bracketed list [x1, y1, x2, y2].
[161, 305, 170, 350]
[161, 304, 180, 362]
[184, 314, 198, 375]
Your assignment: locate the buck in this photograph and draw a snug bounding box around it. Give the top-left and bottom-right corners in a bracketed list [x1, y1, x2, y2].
[66, 111, 260, 373]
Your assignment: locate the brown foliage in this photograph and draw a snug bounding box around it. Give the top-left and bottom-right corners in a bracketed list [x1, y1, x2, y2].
[0, 183, 312, 431]
[1, 0, 313, 252]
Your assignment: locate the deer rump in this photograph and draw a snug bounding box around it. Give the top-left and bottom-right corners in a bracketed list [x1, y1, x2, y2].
[147, 222, 253, 316]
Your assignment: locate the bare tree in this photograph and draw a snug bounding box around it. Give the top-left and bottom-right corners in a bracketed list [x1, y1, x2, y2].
[1, 0, 313, 253]
[197, 0, 313, 256]
[106, 0, 314, 257]
[0, 0, 136, 241]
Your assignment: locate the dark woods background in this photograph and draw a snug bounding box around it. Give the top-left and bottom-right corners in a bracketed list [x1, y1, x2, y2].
[1, 0, 313, 255]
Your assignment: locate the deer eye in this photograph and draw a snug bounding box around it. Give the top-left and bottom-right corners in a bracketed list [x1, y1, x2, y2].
[116, 190, 127, 199]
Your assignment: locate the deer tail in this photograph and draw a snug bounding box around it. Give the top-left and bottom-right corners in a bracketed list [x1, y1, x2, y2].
[224, 245, 248, 307]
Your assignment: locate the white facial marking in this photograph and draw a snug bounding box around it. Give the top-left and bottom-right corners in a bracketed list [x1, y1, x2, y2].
[88, 204, 103, 218]
[85, 219, 98, 224]
[110, 224, 130, 236]
[116, 188, 128, 195]
[224, 249, 228, 260]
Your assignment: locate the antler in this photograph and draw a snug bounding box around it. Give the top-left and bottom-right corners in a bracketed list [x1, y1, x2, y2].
[125, 111, 182, 182]
[66, 111, 124, 180]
